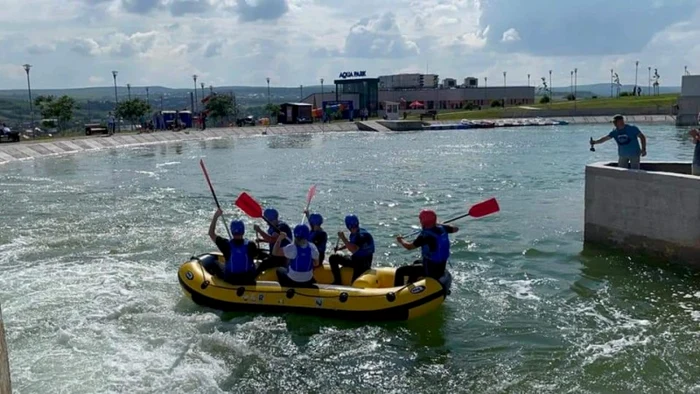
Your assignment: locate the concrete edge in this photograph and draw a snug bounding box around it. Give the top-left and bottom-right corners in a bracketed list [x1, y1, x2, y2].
[586, 161, 700, 182]
[0, 304, 10, 394]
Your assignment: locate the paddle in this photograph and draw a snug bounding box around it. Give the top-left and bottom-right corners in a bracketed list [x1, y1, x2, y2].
[402, 198, 500, 238]
[234, 192, 281, 233]
[300, 184, 317, 225]
[200, 159, 231, 239]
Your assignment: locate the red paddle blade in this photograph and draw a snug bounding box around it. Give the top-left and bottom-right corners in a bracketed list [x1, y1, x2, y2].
[468, 198, 500, 218]
[306, 184, 317, 204]
[235, 192, 263, 218]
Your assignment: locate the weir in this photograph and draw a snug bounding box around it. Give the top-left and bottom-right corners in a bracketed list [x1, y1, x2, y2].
[0, 304, 10, 394]
[584, 162, 700, 266]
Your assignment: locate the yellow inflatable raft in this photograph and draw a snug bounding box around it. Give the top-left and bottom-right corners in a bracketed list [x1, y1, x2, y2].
[177, 253, 452, 321]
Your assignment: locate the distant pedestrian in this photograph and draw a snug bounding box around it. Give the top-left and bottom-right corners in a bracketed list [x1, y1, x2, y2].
[690, 115, 700, 176]
[590, 114, 647, 169]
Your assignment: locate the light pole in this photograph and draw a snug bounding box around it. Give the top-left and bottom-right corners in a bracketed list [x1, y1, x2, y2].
[266, 77, 271, 105]
[634, 60, 639, 96]
[527, 73, 530, 87]
[502, 71, 506, 109]
[200, 82, 205, 101]
[210, 85, 213, 94]
[610, 69, 614, 98]
[484, 76, 487, 105]
[685, 65, 689, 76]
[320, 78, 324, 124]
[570, 70, 573, 98]
[548, 70, 552, 107]
[192, 74, 198, 113]
[127, 83, 131, 100]
[300, 84, 303, 101]
[648, 66, 651, 95]
[112, 71, 120, 132]
[146, 87, 150, 105]
[22, 64, 34, 130]
[574, 68, 577, 99]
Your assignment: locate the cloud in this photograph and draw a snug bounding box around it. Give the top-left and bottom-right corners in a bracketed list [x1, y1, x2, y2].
[122, 0, 161, 13]
[88, 76, 106, 84]
[68, 32, 159, 57]
[69, 38, 101, 57]
[323, 13, 419, 58]
[235, 0, 289, 22]
[501, 28, 520, 42]
[203, 40, 224, 57]
[27, 43, 57, 55]
[170, 0, 208, 16]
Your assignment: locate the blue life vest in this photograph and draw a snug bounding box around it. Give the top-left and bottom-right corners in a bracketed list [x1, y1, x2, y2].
[226, 240, 254, 275]
[309, 230, 327, 255]
[420, 226, 450, 264]
[350, 228, 375, 257]
[290, 244, 314, 273]
[267, 222, 291, 249]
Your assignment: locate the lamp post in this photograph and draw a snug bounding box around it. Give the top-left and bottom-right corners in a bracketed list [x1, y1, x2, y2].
[685, 65, 689, 76]
[112, 70, 120, 132]
[266, 77, 271, 105]
[320, 78, 324, 124]
[210, 85, 213, 94]
[484, 76, 487, 106]
[574, 68, 577, 99]
[503, 71, 506, 109]
[127, 83, 131, 100]
[146, 87, 150, 105]
[192, 74, 198, 113]
[22, 64, 34, 130]
[200, 82, 205, 101]
[527, 73, 530, 87]
[300, 84, 303, 101]
[610, 69, 614, 98]
[634, 60, 639, 96]
[570, 70, 573, 97]
[648, 66, 651, 95]
[548, 70, 552, 108]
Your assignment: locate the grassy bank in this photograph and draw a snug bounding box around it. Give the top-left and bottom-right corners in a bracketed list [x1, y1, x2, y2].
[411, 94, 679, 121]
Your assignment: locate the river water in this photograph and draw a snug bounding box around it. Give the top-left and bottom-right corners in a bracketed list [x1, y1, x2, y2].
[1, 125, 699, 393]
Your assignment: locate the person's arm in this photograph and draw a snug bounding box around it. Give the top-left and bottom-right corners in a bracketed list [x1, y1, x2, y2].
[209, 208, 222, 242]
[338, 231, 360, 253]
[254, 224, 273, 243]
[590, 135, 612, 145]
[272, 233, 287, 257]
[442, 224, 459, 233]
[311, 244, 320, 267]
[639, 132, 647, 156]
[396, 236, 417, 250]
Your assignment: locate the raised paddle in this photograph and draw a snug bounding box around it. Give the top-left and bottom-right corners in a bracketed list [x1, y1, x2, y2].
[234, 191, 281, 233]
[300, 184, 317, 225]
[402, 198, 500, 238]
[200, 159, 232, 239]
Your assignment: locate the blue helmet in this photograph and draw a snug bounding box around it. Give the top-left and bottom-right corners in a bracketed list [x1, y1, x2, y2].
[230, 220, 245, 236]
[293, 224, 310, 239]
[308, 213, 323, 226]
[344, 214, 359, 229]
[263, 208, 279, 221]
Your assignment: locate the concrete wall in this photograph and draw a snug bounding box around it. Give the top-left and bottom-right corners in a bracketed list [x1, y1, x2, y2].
[0, 304, 10, 394]
[378, 86, 536, 107]
[677, 75, 700, 126]
[584, 162, 700, 267]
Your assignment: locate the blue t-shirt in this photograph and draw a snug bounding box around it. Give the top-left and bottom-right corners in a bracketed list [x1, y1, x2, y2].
[608, 125, 642, 157]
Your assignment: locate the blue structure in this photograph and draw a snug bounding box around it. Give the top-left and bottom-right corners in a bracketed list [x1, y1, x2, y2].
[323, 100, 354, 120]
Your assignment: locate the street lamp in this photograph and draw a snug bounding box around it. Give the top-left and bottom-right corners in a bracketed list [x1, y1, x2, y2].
[112, 70, 120, 132]
[146, 87, 150, 105]
[300, 84, 303, 101]
[610, 69, 614, 98]
[266, 77, 271, 105]
[648, 66, 652, 95]
[484, 76, 487, 105]
[22, 64, 34, 130]
[574, 68, 577, 100]
[192, 74, 198, 113]
[634, 60, 639, 96]
[200, 82, 205, 101]
[527, 73, 530, 87]
[503, 71, 506, 109]
[570, 70, 573, 97]
[126, 83, 131, 100]
[548, 70, 552, 107]
[320, 78, 324, 124]
[210, 85, 213, 94]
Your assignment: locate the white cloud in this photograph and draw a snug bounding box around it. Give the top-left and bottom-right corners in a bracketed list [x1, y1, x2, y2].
[88, 76, 106, 84]
[501, 28, 520, 42]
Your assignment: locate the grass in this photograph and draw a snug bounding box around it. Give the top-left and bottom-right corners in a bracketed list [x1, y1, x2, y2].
[408, 94, 679, 121]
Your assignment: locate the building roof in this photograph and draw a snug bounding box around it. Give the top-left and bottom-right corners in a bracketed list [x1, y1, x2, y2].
[281, 102, 312, 106]
[334, 77, 380, 84]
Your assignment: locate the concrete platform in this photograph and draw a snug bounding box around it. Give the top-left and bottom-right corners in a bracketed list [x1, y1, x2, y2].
[0, 123, 359, 166]
[584, 161, 700, 267]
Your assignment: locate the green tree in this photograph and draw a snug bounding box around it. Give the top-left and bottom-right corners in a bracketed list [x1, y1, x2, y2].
[205, 94, 234, 120]
[264, 103, 281, 121]
[115, 98, 151, 127]
[34, 95, 77, 130]
[539, 95, 551, 104]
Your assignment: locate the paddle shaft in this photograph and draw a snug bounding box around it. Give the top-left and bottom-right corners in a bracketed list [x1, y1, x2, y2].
[403, 212, 472, 238]
[200, 160, 232, 239]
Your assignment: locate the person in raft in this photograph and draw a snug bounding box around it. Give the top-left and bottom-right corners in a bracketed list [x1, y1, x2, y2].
[208, 208, 258, 285]
[253, 207, 293, 275]
[394, 209, 458, 286]
[304, 211, 328, 264]
[273, 224, 320, 288]
[329, 214, 375, 285]
[690, 116, 700, 176]
[590, 114, 647, 169]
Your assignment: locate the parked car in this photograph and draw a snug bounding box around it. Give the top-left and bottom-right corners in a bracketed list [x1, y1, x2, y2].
[236, 115, 255, 127]
[0, 125, 20, 143]
[85, 123, 109, 135]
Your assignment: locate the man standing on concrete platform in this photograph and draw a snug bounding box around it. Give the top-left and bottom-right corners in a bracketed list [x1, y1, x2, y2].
[590, 114, 647, 169]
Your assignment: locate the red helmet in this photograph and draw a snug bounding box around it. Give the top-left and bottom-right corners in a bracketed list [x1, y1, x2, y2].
[419, 209, 437, 228]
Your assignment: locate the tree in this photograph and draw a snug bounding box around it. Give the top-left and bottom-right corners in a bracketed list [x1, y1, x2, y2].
[538, 77, 550, 103]
[115, 98, 151, 128]
[264, 103, 281, 121]
[34, 95, 77, 130]
[490, 100, 502, 108]
[539, 96, 551, 104]
[566, 93, 576, 101]
[205, 94, 234, 120]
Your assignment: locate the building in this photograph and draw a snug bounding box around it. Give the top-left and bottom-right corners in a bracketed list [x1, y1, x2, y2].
[278, 102, 313, 124]
[379, 86, 535, 110]
[463, 77, 479, 88]
[379, 73, 439, 90]
[443, 78, 457, 88]
[333, 77, 379, 116]
[676, 75, 700, 126]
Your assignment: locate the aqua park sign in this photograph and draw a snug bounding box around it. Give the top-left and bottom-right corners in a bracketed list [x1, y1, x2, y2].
[338, 71, 367, 79]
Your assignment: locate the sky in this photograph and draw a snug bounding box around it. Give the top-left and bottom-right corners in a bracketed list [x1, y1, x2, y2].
[0, 0, 699, 89]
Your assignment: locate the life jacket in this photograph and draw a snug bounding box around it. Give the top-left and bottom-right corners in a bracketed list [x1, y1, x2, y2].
[289, 243, 314, 273]
[420, 226, 450, 264]
[226, 240, 254, 275]
[309, 229, 327, 255]
[349, 228, 375, 257]
[267, 222, 291, 249]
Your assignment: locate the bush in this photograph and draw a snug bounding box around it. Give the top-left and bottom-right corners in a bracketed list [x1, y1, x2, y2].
[464, 102, 475, 110]
[490, 100, 502, 108]
[591, 95, 598, 99]
[566, 93, 576, 101]
[539, 95, 551, 104]
[620, 91, 631, 97]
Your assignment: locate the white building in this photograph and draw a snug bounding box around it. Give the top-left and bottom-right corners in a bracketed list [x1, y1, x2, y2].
[676, 75, 700, 126]
[443, 78, 457, 88]
[379, 73, 439, 90]
[463, 77, 479, 88]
